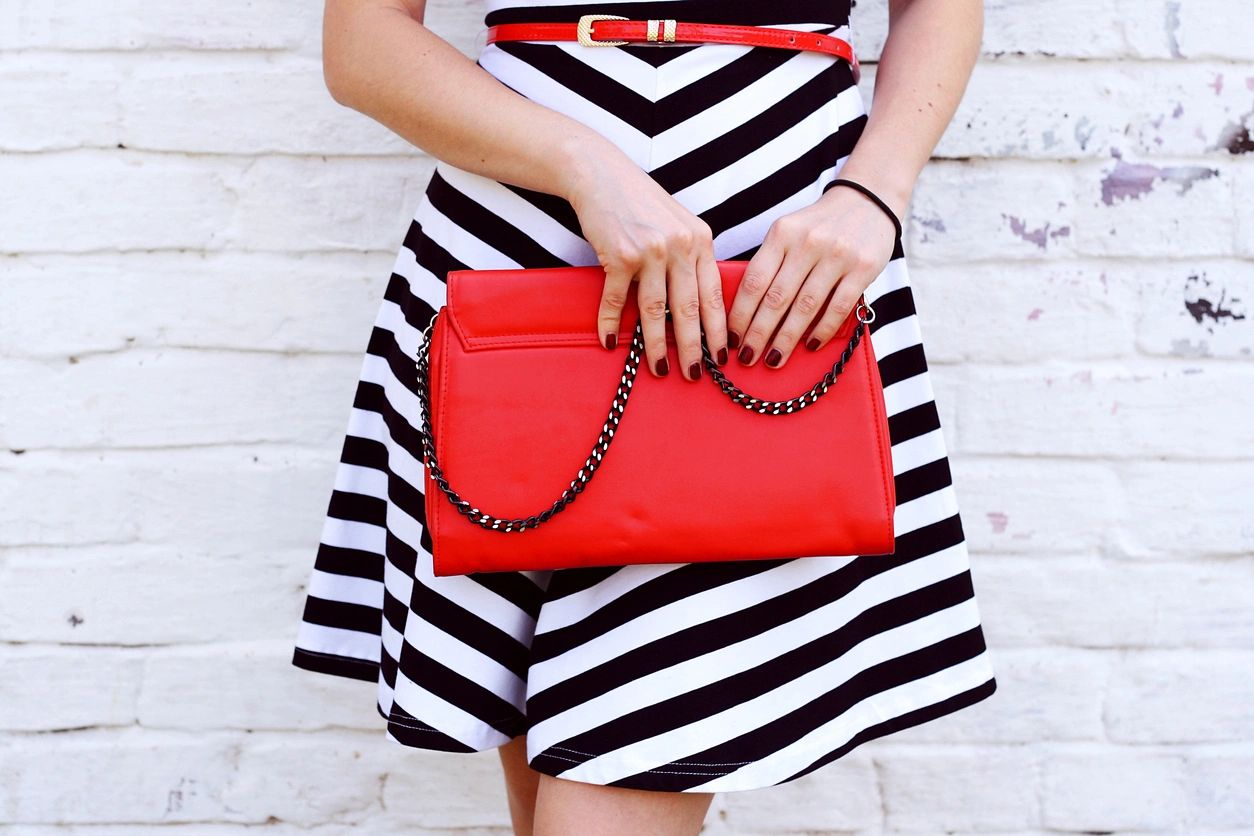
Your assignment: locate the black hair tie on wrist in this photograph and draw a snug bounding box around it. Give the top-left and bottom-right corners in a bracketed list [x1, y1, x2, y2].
[823, 178, 903, 242]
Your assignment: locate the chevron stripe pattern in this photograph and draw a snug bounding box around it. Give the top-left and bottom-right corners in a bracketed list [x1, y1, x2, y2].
[290, 0, 998, 793]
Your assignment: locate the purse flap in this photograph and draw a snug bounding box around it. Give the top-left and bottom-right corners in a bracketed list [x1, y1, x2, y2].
[445, 260, 858, 351]
[446, 263, 613, 350]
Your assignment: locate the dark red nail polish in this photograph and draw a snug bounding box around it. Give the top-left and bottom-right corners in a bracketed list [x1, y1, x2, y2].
[655, 357, 669, 376]
[688, 361, 701, 380]
[605, 332, 617, 350]
[765, 348, 782, 367]
[727, 331, 741, 349]
[806, 337, 820, 351]
[738, 345, 755, 364]
[716, 346, 728, 365]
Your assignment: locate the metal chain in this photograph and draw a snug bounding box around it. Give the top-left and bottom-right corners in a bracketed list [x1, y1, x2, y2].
[414, 301, 875, 533]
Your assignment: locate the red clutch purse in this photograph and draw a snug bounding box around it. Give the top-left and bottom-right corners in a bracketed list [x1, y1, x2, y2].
[415, 260, 896, 576]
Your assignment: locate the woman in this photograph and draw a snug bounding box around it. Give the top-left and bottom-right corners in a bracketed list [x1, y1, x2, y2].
[292, 0, 995, 833]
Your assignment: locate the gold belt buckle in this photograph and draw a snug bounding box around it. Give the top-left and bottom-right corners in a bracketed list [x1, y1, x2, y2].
[576, 14, 628, 46]
[576, 15, 678, 46]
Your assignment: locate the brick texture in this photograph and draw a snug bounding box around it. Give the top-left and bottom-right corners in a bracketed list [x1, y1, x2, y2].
[1, 0, 1251, 832]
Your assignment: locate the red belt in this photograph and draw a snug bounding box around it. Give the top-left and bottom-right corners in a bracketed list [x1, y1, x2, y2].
[485, 14, 860, 82]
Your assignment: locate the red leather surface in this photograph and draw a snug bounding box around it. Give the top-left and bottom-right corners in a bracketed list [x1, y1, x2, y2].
[425, 261, 895, 575]
[485, 21, 860, 82]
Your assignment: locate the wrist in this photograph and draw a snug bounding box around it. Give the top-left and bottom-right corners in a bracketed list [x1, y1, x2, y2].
[826, 161, 916, 221]
[549, 126, 620, 206]
[823, 178, 904, 242]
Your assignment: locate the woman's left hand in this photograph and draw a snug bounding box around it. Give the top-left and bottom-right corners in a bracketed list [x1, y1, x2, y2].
[727, 185, 899, 368]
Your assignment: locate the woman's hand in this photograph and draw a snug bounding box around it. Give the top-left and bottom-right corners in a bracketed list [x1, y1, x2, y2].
[319, 1, 723, 384]
[565, 149, 730, 382]
[726, 185, 898, 368]
[715, 0, 983, 372]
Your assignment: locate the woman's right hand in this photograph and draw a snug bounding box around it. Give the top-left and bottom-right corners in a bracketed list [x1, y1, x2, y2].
[319, 2, 726, 380]
[564, 149, 730, 381]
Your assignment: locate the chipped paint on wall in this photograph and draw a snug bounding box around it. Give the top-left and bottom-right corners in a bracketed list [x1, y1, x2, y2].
[1164, 1, 1183, 59]
[1099, 154, 1219, 205]
[910, 212, 947, 243]
[1004, 215, 1071, 249]
[1213, 112, 1254, 155]
[1074, 116, 1095, 151]
[1170, 338, 1210, 358]
[1184, 273, 1246, 329]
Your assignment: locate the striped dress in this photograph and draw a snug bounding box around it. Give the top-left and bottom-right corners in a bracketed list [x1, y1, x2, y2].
[291, 0, 998, 793]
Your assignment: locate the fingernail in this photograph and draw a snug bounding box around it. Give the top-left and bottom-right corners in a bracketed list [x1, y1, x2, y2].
[655, 357, 669, 376]
[605, 332, 617, 350]
[765, 348, 782, 367]
[738, 345, 755, 365]
[688, 361, 701, 380]
[727, 330, 741, 349]
[806, 337, 820, 351]
[716, 346, 728, 365]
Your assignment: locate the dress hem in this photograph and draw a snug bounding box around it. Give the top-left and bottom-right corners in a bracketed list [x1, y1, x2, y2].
[291, 645, 378, 684]
[292, 642, 998, 793]
[524, 674, 998, 793]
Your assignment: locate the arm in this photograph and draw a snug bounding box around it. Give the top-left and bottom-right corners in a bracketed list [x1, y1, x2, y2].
[321, 0, 606, 199]
[833, 0, 984, 219]
[727, 0, 983, 368]
[322, 0, 729, 382]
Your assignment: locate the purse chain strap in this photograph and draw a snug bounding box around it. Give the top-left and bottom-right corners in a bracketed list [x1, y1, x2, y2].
[414, 301, 875, 533]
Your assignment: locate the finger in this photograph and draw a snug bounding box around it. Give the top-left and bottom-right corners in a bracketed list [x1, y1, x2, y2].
[726, 236, 784, 353]
[806, 270, 869, 351]
[695, 250, 728, 366]
[764, 257, 841, 367]
[666, 251, 704, 381]
[597, 263, 633, 350]
[636, 253, 671, 377]
[738, 246, 816, 367]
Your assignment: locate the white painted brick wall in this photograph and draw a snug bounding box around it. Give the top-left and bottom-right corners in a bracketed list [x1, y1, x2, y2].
[1, 0, 1251, 832]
